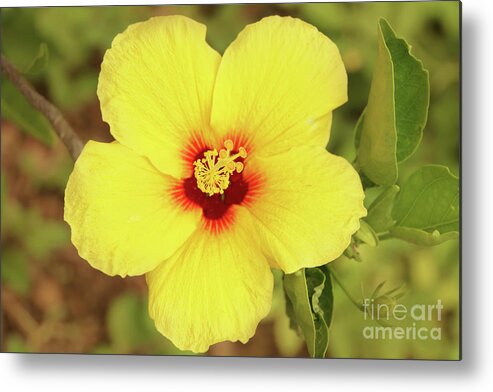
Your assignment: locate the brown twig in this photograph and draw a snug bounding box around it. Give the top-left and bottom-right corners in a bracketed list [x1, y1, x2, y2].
[1, 54, 83, 160]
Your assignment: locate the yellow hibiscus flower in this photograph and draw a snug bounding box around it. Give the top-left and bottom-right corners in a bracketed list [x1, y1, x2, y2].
[64, 15, 366, 353]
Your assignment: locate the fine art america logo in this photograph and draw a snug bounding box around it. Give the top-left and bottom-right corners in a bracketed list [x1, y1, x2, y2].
[362, 298, 443, 341]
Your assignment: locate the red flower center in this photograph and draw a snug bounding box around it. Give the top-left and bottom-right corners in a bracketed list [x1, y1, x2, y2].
[182, 167, 248, 220]
[173, 137, 261, 233]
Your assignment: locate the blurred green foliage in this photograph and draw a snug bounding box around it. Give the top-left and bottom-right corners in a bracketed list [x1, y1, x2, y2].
[330, 239, 459, 360]
[1, 2, 459, 359]
[94, 292, 195, 355]
[2, 7, 149, 111]
[1, 156, 71, 298]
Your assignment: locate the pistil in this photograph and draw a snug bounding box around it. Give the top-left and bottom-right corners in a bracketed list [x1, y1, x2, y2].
[193, 140, 247, 196]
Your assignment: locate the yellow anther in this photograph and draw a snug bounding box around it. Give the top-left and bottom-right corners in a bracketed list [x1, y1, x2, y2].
[224, 139, 234, 151]
[193, 140, 248, 196]
[226, 161, 235, 171]
[238, 147, 247, 158]
[235, 162, 244, 173]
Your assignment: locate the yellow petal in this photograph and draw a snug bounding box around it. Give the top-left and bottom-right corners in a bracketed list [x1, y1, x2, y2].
[245, 146, 366, 273]
[211, 16, 346, 155]
[146, 208, 273, 353]
[97, 16, 221, 178]
[64, 141, 200, 277]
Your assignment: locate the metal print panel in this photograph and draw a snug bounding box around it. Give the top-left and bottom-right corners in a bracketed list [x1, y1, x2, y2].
[0, 1, 461, 360]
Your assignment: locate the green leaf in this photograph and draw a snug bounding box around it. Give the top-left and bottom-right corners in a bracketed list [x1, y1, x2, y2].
[356, 18, 429, 185]
[355, 219, 379, 247]
[391, 165, 459, 246]
[366, 185, 400, 233]
[25, 43, 49, 75]
[370, 281, 387, 300]
[283, 267, 334, 358]
[381, 20, 429, 163]
[1, 78, 54, 146]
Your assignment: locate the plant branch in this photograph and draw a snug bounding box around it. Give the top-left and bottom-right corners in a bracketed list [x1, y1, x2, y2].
[326, 265, 364, 312]
[1, 54, 83, 160]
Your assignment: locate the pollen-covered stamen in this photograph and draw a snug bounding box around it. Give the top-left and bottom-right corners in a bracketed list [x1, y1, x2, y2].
[193, 139, 248, 196]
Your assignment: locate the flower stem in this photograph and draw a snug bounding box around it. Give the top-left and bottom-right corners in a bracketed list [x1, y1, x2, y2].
[326, 264, 364, 312]
[1, 54, 83, 161]
[326, 264, 393, 327]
